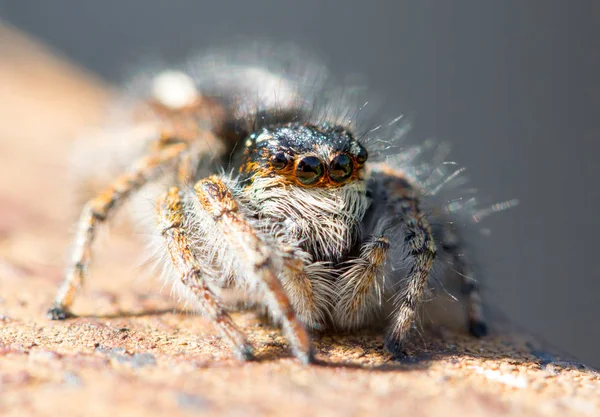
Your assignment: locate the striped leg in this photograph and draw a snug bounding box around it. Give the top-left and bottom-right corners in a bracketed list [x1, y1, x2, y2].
[371, 173, 437, 356]
[47, 143, 188, 319]
[194, 175, 313, 364]
[157, 187, 254, 360]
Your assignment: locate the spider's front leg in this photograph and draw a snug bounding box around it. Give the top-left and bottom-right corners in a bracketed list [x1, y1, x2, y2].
[47, 143, 189, 320]
[335, 172, 436, 357]
[381, 174, 437, 355]
[157, 187, 254, 360]
[193, 175, 314, 364]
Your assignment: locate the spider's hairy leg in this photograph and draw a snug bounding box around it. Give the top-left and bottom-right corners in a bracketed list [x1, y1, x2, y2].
[157, 187, 254, 360]
[439, 229, 488, 337]
[47, 143, 188, 320]
[333, 236, 390, 329]
[461, 271, 487, 337]
[194, 175, 313, 364]
[280, 253, 335, 329]
[375, 172, 437, 357]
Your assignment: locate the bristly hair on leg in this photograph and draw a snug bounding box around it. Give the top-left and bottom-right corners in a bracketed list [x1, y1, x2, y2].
[367, 118, 518, 343]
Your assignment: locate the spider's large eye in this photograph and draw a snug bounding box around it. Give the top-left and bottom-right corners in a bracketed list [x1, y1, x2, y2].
[329, 154, 353, 183]
[296, 156, 324, 185]
[270, 152, 288, 170]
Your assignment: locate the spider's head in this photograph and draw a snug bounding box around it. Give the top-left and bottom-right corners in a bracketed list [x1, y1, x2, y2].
[239, 123, 368, 187]
[238, 123, 371, 262]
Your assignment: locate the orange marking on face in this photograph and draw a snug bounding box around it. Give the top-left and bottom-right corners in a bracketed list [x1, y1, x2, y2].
[244, 151, 367, 189]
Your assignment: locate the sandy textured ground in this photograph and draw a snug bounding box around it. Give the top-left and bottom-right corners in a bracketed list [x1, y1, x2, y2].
[0, 26, 598, 417]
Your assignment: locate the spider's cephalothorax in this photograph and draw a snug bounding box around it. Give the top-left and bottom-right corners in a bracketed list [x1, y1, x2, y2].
[47, 59, 502, 364]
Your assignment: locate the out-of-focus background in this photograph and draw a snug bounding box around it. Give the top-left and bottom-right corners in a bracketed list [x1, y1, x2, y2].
[2, 1, 599, 369]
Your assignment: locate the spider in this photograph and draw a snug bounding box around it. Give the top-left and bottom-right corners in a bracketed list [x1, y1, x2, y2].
[46, 46, 516, 363]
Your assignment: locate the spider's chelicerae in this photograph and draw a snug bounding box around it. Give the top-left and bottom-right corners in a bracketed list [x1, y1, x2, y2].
[47, 46, 516, 363]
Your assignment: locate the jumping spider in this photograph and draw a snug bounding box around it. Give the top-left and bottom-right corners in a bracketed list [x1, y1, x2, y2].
[47, 48, 514, 363]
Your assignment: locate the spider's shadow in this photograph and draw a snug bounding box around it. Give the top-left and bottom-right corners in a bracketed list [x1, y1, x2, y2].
[76, 307, 433, 370]
[71, 307, 595, 374]
[248, 326, 596, 374]
[75, 308, 175, 319]
[249, 327, 455, 372]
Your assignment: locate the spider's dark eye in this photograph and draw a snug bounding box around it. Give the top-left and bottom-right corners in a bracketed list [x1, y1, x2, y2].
[329, 154, 353, 183]
[270, 152, 288, 170]
[296, 156, 324, 185]
[355, 145, 368, 164]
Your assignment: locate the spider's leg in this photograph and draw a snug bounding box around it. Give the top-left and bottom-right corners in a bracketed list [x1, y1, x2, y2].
[194, 175, 313, 364]
[372, 172, 437, 356]
[439, 230, 488, 337]
[461, 270, 487, 337]
[334, 236, 389, 329]
[157, 187, 254, 360]
[47, 143, 189, 319]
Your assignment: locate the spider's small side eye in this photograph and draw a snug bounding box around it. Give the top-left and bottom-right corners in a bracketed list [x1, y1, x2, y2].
[329, 154, 353, 183]
[355, 145, 368, 164]
[270, 152, 288, 170]
[296, 156, 324, 185]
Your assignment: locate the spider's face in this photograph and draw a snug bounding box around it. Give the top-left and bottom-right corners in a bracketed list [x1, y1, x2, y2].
[237, 123, 371, 263]
[239, 123, 368, 187]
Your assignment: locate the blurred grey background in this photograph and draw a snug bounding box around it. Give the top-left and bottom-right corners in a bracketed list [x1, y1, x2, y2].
[2, 1, 599, 367]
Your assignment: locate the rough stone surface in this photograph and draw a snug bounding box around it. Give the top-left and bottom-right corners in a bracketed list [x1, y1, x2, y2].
[0, 26, 598, 417]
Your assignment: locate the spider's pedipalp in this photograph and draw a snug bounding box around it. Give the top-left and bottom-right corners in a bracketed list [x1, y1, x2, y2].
[280, 253, 336, 330]
[334, 235, 390, 329]
[193, 175, 314, 364]
[157, 187, 254, 360]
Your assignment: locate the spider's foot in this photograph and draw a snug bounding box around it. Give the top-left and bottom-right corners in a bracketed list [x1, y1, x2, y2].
[469, 320, 488, 338]
[294, 347, 316, 365]
[235, 343, 256, 362]
[46, 305, 74, 320]
[384, 337, 407, 360]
